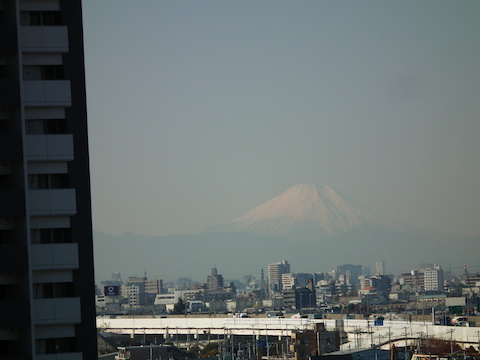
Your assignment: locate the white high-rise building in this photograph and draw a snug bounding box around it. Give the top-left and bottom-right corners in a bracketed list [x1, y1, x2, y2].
[424, 264, 444, 292]
[282, 273, 295, 290]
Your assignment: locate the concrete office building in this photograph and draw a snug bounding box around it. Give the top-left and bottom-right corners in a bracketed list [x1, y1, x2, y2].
[268, 260, 290, 293]
[0, 0, 97, 358]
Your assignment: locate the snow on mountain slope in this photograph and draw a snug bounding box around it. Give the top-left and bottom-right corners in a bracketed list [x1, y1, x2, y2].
[222, 184, 391, 236]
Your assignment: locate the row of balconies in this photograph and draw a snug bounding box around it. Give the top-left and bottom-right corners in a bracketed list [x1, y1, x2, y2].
[1, 17, 86, 360]
[20, 26, 70, 107]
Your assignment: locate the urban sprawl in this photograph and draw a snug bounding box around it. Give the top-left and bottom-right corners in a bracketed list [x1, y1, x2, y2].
[96, 261, 480, 360]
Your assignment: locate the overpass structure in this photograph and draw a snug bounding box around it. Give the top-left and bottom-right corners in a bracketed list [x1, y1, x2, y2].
[97, 316, 480, 350]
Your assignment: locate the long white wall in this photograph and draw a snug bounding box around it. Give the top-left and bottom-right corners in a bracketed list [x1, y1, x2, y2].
[97, 316, 480, 348]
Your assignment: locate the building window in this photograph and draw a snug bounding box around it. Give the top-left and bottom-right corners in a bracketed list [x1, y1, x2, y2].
[35, 337, 76, 354]
[23, 65, 64, 80]
[33, 282, 74, 299]
[31, 228, 72, 244]
[28, 174, 69, 189]
[21, 11, 62, 26]
[26, 118, 67, 134]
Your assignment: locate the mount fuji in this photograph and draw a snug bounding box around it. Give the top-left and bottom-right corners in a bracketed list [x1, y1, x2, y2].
[213, 184, 398, 238]
[93, 184, 478, 281]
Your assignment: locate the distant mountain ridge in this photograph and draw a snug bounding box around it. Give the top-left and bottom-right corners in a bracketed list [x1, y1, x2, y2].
[93, 184, 478, 282]
[210, 184, 398, 238]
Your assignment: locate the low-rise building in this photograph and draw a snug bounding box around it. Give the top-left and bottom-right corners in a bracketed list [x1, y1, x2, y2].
[115, 345, 187, 360]
[290, 323, 341, 360]
[361, 275, 391, 296]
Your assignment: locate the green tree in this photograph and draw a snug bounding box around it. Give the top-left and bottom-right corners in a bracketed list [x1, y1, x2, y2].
[171, 298, 186, 314]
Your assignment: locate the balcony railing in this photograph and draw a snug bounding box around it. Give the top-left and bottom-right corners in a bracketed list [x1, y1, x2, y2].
[23, 80, 71, 106]
[33, 297, 81, 324]
[20, 26, 68, 52]
[26, 134, 74, 161]
[29, 188, 76, 216]
[30, 243, 79, 270]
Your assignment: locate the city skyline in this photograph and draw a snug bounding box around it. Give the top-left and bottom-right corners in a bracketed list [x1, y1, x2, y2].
[83, 1, 480, 238]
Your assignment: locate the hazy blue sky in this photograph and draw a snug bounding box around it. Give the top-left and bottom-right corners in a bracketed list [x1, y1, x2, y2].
[82, 1, 480, 238]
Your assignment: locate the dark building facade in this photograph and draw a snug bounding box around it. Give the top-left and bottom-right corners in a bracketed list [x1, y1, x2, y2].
[207, 267, 224, 290]
[0, 0, 96, 358]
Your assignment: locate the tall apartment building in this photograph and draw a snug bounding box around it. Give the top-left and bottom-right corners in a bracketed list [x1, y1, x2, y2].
[424, 264, 444, 292]
[0, 0, 97, 358]
[145, 278, 163, 295]
[268, 260, 290, 293]
[207, 267, 224, 290]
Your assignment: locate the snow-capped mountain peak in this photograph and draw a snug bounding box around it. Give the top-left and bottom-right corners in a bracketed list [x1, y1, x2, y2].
[221, 184, 386, 236]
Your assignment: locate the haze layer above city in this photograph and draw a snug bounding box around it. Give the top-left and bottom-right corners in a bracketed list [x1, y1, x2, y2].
[82, 1, 480, 280]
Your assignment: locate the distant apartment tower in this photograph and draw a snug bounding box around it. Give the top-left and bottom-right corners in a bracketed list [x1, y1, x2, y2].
[207, 267, 224, 290]
[124, 284, 143, 307]
[375, 261, 385, 275]
[145, 278, 163, 295]
[0, 1, 97, 358]
[282, 273, 295, 290]
[268, 260, 290, 293]
[424, 264, 444, 292]
[124, 276, 147, 306]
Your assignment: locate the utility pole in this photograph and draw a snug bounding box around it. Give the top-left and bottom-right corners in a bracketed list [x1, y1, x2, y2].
[317, 325, 321, 356]
[231, 330, 234, 360]
[476, 331, 479, 354]
[449, 329, 454, 355]
[266, 327, 269, 360]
